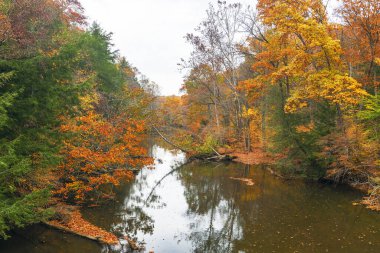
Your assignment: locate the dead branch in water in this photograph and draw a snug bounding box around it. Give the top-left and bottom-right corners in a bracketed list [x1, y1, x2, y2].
[152, 125, 227, 159]
[152, 126, 190, 153]
[144, 165, 184, 205]
[229, 177, 255, 186]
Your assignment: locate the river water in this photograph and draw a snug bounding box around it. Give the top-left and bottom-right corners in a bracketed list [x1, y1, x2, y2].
[0, 145, 379, 253]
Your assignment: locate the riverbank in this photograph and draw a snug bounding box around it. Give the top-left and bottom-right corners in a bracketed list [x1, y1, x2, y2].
[324, 169, 380, 211]
[46, 203, 119, 245]
[221, 148, 380, 211]
[2, 144, 379, 253]
[44, 203, 144, 251]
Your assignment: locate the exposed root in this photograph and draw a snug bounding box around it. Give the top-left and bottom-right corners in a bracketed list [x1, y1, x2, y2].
[361, 186, 380, 211]
[324, 168, 380, 211]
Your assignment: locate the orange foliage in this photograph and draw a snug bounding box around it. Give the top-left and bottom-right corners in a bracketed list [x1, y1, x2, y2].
[248, 0, 368, 114]
[48, 204, 118, 244]
[56, 111, 153, 202]
[338, 0, 380, 88]
[238, 79, 265, 103]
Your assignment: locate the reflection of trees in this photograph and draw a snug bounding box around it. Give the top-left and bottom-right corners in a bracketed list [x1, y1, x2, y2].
[178, 161, 372, 253]
[92, 146, 380, 253]
[102, 145, 186, 252]
[89, 175, 157, 253]
[177, 161, 308, 253]
[178, 162, 258, 253]
[108, 171, 157, 239]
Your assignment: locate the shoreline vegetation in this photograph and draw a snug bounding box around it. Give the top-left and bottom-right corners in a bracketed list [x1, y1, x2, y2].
[222, 148, 380, 211]
[40, 143, 378, 248]
[44, 203, 142, 250]
[154, 127, 379, 211]
[45, 204, 119, 245]
[19, 144, 379, 250]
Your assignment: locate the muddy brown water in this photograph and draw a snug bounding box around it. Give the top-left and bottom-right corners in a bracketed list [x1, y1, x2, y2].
[0, 145, 379, 253]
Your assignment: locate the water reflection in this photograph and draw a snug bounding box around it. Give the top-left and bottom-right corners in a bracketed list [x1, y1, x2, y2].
[1, 145, 379, 253]
[178, 162, 244, 253]
[177, 161, 380, 253]
[89, 145, 379, 253]
[90, 145, 188, 253]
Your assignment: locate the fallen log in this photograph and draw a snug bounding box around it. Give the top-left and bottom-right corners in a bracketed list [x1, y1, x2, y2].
[188, 153, 236, 162]
[152, 125, 227, 161]
[152, 126, 190, 153]
[207, 154, 235, 161]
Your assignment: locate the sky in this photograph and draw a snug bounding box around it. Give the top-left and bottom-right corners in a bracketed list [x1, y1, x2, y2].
[79, 0, 340, 96]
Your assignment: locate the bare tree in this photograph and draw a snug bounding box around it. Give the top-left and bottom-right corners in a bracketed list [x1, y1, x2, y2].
[182, 1, 254, 150]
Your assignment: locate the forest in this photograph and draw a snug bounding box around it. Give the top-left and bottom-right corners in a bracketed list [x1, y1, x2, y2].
[0, 0, 379, 252]
[158, 0, 380, 211]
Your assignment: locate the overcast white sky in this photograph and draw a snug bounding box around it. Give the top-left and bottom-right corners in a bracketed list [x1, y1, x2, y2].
[80, 0, 340, 96]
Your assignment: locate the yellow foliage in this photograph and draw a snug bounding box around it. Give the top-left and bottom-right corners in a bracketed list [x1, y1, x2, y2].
[250, 0, 369, 114]
[79, 92, 99, 111]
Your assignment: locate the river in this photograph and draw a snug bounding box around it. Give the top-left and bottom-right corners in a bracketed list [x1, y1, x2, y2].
[0, 144, 379, 253]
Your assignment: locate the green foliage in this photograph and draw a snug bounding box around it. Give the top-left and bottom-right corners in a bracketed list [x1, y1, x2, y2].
[196, 135, 219, 155]
[0, 139, 31, 186]
[0, 138, 53, 239]
[0, 2, 152, 238]
[267, 86, 336, 178]
[0, 72, 16, 129]
[87, 23, 124, 93]
[359, 95, 380, 121]
[0, 190, 53, 239]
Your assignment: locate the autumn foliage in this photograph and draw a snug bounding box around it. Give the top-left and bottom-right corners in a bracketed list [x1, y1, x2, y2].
[0, 0, 156, 237]
[157, 0, 380, 210]
[48, 204, 118, 244]
[56, 112, 152, 202]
